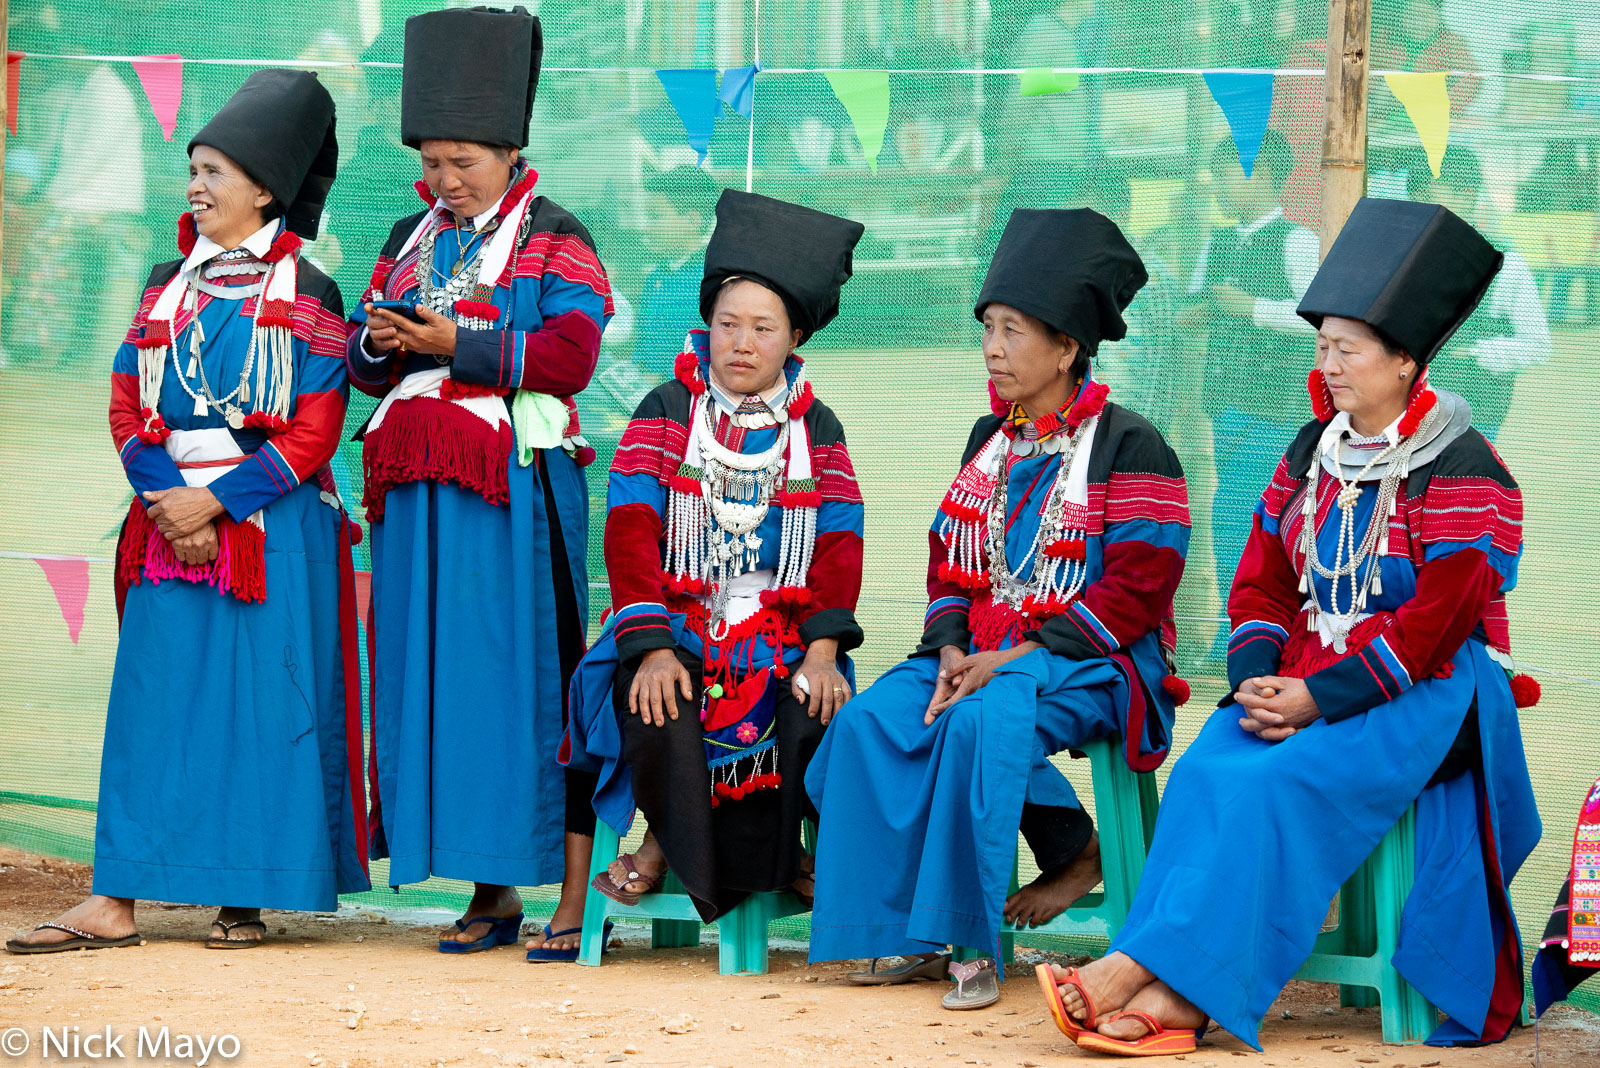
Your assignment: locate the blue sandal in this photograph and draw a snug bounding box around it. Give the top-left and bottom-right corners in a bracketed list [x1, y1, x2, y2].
[525, 920, 612, 963]
[437, 912, 524, 954]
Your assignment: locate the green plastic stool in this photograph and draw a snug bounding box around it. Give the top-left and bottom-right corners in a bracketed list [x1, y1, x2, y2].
[958, 734, 1160, 963]
[578, 816, 812, 975]
[1292, 806, 1439, 1044]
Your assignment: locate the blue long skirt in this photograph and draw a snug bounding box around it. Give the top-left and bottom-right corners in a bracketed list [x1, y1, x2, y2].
[806, 649, 1128, 964]
[1111, 640, 1538, 1048]
[368, 448, 587, 888]
[93, 482, 368, 910]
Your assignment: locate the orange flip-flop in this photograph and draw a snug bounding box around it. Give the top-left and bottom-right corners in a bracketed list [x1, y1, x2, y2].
[1074, 1009, 1202, 1057]
[1035, 963, 1098, 1039]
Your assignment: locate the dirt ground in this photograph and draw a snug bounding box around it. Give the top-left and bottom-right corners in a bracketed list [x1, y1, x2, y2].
[1, 849, 1596, 1068]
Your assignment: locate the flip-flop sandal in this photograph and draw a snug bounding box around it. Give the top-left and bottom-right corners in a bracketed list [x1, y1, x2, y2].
[845, 952, 952, 985]
[437, 912, 524, 954]
[941, 957, 1001, 1010]
[525, 920, 613, 963]
[4, 922, 141, 955]
[205, 918, 268, 950]
[591, 853, 665, 907]
[1036, 962, 1098, 1038]
[1074, 1010, 1203, 1057]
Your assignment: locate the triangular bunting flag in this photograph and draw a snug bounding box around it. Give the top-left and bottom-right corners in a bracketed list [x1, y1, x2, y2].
[33, 557, 89, 644]
[1020, 67, 1079, 97]
[1203, 71, 1275, 177]
[825, 70, 891, 173]
[719, 64, 759, 119]
[6, 52, 21, 136]
[131, 54, 183, 141]
[1385, 72, 1451, 178]
[354, 569, 372, 623]
[656, 68, 721, 164]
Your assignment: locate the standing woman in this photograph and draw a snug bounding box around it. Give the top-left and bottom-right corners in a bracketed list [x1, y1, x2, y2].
[347, 6, 613, 957]
[7, 70, 363, 953]
[806, 210, 1191, 1010]
[566, 191, 865, 923]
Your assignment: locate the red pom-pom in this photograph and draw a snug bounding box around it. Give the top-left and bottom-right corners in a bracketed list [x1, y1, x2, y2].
[255, 299, 297, 330]
[1510, 673, 1541, 708]
[1307, 368, 1336, 422]
[414, 180, 437, 207]
[769, 773, 782, 788]
[714, 781, 733, 798]
[787, 380, 814, 418]
[674, 351, 706, 394]
[987, 380, 1010, 418]
[177, 211, 197, 256]
[500, 166, 540, 212]
[773, 663, 789, 679]
[760, 589, 780, 608]
[1161, 675, 1192, 705]
[1043, 539, 1087, 561]
[574, 445, 597, 468]
[347, 519, 364, 546]
[730, 787, 746, 802]
[1063, 381, 1110, 433]
[262, 230, 302, 264]
[453, 299, 501, 322]
[139, 406, 154, 419]
[1397, 387, 1437, 438]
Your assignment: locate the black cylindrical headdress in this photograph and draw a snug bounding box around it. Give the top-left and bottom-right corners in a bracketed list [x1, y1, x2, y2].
[188, 69, 338, 239]
[1296, 197, 1503, 364]
[401, 5, 542, 149]
[700, 190, 866, 344]
[975, 208, 1148, 355]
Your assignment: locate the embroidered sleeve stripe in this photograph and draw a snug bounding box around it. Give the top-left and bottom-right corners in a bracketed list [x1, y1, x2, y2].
[1366, 633, 1413, 690]
[1066, 602, 1117, 654]
[1098, 519, 1191, 553]
[1230, 619, 1290, 643]
[292, 300, 354, 357]
[1103, 473, 1191, 524]
[924, 597, 971, 626]
[512, 233, 613, 293]
[816, 499, 866, 539]
[122, 285, 167, 343]
[814, 445, 864, 504]
[255, 442, 300, 493]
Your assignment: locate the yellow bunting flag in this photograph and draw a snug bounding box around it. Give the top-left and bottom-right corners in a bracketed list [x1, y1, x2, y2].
[1020, 68, 1079, 97]
[1384, 72, 1451, 178]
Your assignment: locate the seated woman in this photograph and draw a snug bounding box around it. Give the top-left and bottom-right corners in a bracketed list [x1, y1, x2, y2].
[6, 71, 363, 953]
[1532, 775, 1600, 1015]
[1046, 198, 1541, 1055]
[806, 209, 1192, 1011]
[565, 190, 866, 921]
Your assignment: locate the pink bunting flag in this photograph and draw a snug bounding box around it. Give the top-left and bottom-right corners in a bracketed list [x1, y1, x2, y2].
[131, 54, 183, 140]
[33, 557, 90, 644]
[354, 570, 372, 623]
[6, 52, 21, 136]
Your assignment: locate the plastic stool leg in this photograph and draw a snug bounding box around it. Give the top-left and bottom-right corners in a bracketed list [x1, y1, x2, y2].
[579, 820, 621, 966]
[1338, 860, 1379, 1009]
[1371, 811, 1435, 1043]
[719, 894, 776, 975]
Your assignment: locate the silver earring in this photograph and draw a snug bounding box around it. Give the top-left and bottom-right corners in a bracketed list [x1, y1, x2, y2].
[1399, 372, 1408, 379]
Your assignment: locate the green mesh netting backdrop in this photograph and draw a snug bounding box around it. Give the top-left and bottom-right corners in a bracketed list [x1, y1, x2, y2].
[1, 0, 1597, 1011]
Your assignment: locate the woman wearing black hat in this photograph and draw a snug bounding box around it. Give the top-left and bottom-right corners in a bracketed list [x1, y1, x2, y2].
[564, 190, 865, 926]
[806, 209, 1192, 1011]
[6, 70, 364, 954]
[1046, 199, 1540, 1055]
[346, 6, 614, 958]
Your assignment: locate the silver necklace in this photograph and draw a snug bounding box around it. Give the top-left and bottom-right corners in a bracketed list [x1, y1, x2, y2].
[985, 419, 1090, 611]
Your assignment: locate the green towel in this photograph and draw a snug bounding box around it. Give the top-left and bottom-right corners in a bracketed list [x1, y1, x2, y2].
[511, 390, 568, 466]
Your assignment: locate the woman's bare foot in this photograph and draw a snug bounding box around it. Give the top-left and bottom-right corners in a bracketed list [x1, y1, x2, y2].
[1005, 833, 1102, 927]
[793, 854, 815, 901]
[1050, 951, 1154, 1024]
[527, 832, 595, 954]
[607, 831, 666, 896]
[443, 883, 522, 944]
[8, 895, 136, 948]
[208, 907, 264, 944]
[1096, 979, 1207, 1040]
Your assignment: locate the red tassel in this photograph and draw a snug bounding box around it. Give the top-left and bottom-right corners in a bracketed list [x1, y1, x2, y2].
[787, 380, 814, 418]
[136, 321, 171, 349]
[262, 230, 302, 264]
[453, 299, 501, 322]
[1162, 675, 1192, 705]
[1307, 368, 1336, 421]
[255, 298, 296, 330]
[1042, 539, 1087, 560]
[940, 498, 986, 524]
[777, 489, 822, 509]
[414, 180, 436, 207]
[1397, 386, 1437, 438]
[116, 499, 267, 603]
[987, 380, 1009, 417]
[667, 473, 704, 495]
[177, 211, 197, 256]
[674, 351, 706, 394]
[1510, 673, 1541, 709]
[242, 412, 290, 435]
[937, 563, 989, 591]
[361, 397, 513, 521]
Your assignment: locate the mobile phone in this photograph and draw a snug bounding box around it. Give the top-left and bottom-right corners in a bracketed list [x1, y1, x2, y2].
[368, 299, 425, 323]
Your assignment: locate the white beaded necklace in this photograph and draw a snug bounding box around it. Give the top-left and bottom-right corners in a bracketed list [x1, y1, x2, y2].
[985, 418, 1092, 611]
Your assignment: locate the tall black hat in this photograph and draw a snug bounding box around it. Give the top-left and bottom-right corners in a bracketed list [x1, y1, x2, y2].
[699, 190, 866, 344]
[401, 6, 542, 149]
[188, 69, 338, 240]
[975, 209, 1148, 354]
[1296, 197, 1503, 363]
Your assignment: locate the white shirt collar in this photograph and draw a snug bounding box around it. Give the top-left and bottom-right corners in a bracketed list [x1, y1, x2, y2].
[1237, 206, 1285, 238]
[183, 218, 280, 273]
[707, 369, 790, 415]
[1324, 408, 1403, 450]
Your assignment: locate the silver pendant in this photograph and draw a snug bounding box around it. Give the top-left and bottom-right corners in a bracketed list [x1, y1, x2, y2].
[226, 406, 246, 430]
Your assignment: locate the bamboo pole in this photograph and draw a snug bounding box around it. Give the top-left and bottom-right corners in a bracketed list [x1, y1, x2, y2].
[1320, 0, 1373, 258]
[0, 0, 9, 333]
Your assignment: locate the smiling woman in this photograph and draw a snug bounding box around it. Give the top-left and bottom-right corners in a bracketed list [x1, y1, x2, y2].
[5, 68, 365, 956]
[344, 5, 615, 962]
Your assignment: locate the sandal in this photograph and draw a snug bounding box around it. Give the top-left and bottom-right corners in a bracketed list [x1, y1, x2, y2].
[845, 952, 952, 985]
[591, 853, 665, 907]
[4, 922, 141, 955]
[205, 918, 267, 950]
[525, 920, 613, 964]
[437, 912, 524, 954]
[1037, 962, 1098, 1038]
[1074, 1010, 1203, 1057]
[942, 956, 1001, 1010]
